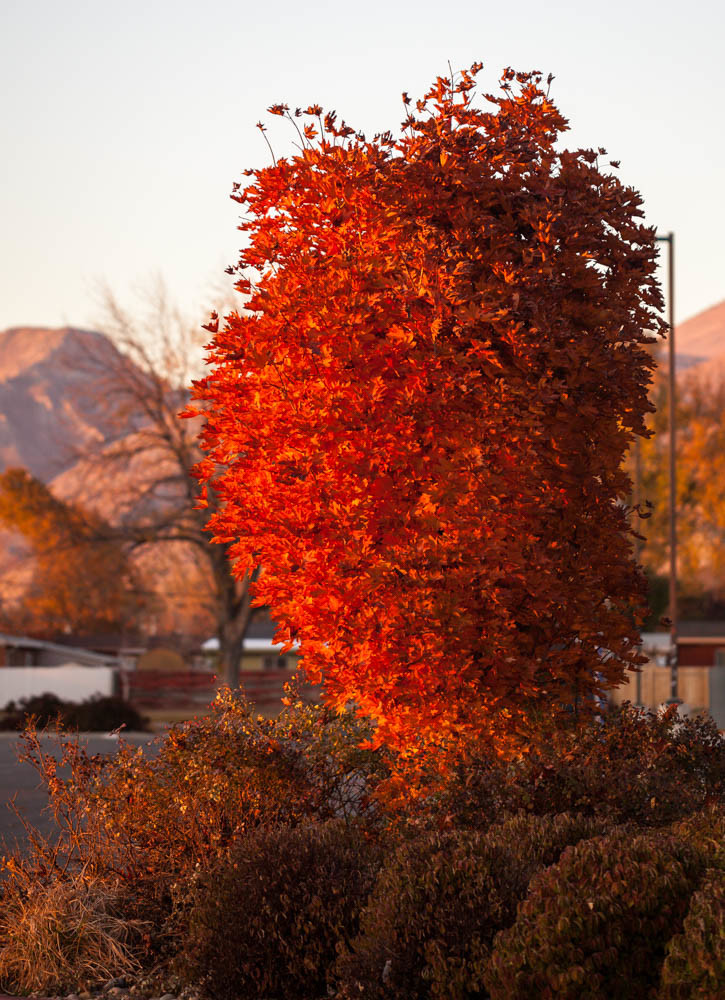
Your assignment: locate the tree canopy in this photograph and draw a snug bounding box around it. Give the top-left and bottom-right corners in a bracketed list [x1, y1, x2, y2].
[193, 64, 666, 752]
[0, 467, 146, 636]
[638, 366, 725, 619]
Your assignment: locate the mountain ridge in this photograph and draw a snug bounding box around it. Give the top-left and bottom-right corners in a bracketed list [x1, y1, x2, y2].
[674, 299, 725, 380]
[0, 326, 131, 481]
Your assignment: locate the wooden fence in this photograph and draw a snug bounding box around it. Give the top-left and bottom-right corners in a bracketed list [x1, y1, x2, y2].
[610, 664, 725, 729]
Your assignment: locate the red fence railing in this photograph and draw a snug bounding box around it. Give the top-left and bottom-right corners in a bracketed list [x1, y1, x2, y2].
[122, 670, 293, 709]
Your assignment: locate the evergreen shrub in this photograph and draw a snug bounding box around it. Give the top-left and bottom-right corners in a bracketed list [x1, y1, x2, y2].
[484, 828, 706, 1000]
[0, 692, 148, 732]
[660, 868, 725, 998]
[175, 820, 382, 1000]
[334, 812, 606, 1000]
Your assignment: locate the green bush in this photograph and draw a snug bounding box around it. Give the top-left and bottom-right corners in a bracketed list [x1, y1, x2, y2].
[174, 820, 382, 1000]
[65, 694, 148, 732]
[434, 704, 725, 831]
[660, 868, 725, 998]
[1, 692, 67, 729]
[334, 812, 607, 1000]
[0, 691, 149, 732]
[484, 828, 705, 1000]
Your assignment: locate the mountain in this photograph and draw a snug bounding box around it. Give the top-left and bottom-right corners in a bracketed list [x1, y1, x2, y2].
[0, 326, 214, 638]
[0, 327, 131, 480]
[675, 300, 725, 380]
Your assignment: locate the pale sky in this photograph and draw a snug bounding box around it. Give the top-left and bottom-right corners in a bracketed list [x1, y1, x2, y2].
[1, 0, 723, 332]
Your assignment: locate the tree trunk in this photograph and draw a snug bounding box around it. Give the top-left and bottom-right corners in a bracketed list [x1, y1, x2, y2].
[213, 555, 260, 689]
[219, 596, 255, 689]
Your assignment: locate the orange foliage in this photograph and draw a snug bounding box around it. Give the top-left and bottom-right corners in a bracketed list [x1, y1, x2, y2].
[0, 467, 147, 635]
[192, 64, 666, 752]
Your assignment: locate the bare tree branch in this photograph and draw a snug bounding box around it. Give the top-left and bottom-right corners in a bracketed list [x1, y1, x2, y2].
[56, 280, 257, 685]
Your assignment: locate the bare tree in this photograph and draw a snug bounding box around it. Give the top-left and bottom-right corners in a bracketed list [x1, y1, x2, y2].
[62, 281, 258, 686]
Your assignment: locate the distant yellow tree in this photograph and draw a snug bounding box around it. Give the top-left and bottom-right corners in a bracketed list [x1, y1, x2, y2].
[0, 467, 148, 636]
[639, 370, 725, 613]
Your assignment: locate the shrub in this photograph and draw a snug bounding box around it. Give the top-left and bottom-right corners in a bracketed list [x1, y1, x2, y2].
[0, 691, 149, 732]
[65, 694, 149, 732]
[670, 805, 725, 865]
[174, 820, 382, 1000]
[660, 868, 725, 998]
[5, 687, 389, 929]
[433, 704, 725, 831]
[334, 812, 607, 1000]
[1, 691, 66, 729]
[484, 828, 705, 1000]
[0, 869, 146, 996]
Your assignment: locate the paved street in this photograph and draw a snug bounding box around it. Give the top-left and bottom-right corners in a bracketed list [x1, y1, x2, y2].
[0, 731, 156, 855]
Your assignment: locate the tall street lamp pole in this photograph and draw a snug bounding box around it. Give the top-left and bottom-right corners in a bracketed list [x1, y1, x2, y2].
[656, 232, 677, 698]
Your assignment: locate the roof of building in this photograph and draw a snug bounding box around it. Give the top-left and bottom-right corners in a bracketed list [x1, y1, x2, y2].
[201, 618, 301, 654]
[0, 632, 118, 666]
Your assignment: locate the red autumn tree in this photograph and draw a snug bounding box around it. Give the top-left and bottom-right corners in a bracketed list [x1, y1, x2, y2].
[193, 64, 666, 753]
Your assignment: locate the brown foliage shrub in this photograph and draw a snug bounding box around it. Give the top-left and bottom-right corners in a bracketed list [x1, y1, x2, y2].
[0, 868, 146, 996]
[660, 867, 725, 998]
[334, 812, 606, 1000]
[174, 820, 382, 1000]
[2, 686, 389, 956]
[670, 804, 725, 865]
[484, 828, 705, 1000]
[433, 704, 725, 831]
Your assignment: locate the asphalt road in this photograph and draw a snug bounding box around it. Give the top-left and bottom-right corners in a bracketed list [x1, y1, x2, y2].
[0, 731, 157, 855]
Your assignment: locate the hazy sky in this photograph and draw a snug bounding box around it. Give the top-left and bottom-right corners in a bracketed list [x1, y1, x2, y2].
[2, 0, 723, 332]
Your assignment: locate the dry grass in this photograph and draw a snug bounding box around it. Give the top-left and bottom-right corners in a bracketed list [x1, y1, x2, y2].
[0, 868, 147, 995]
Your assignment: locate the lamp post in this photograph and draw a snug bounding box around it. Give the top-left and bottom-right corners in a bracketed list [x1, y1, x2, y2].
[656, 232, 677, 699]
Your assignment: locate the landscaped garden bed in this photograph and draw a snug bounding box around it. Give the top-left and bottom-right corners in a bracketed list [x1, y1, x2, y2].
[1, 693, 724, 999]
